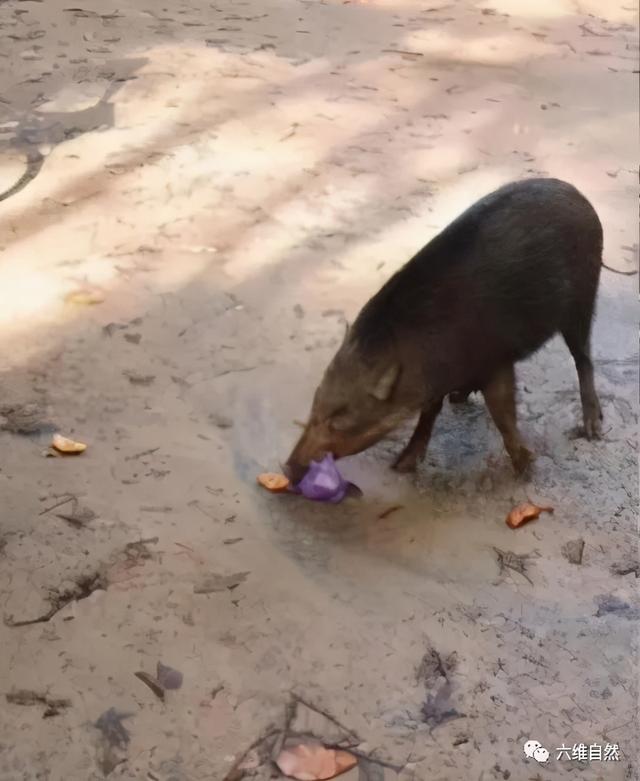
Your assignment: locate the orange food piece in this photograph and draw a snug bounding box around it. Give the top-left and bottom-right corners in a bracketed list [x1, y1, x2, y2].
[275, 741, 357, 780]
[506, 502, 553, 529]
[64, 287, 105, 305]
[257, 472, 290, 492]
[51, 433, 87, 454]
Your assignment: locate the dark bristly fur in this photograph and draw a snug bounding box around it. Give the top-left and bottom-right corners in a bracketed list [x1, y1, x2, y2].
[286, 178, 603, 479]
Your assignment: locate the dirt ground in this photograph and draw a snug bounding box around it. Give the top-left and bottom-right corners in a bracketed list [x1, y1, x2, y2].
[0, 0, 638, 779]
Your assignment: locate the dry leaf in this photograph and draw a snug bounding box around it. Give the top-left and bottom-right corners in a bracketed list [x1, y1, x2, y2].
[156, 662, 183, 690]
[134, 671, 164, 701]
[56, 505, 96, 527]
[52, 433, 87, 454]
[124, 371, 155, 386]
[193, 571, 250, 594]
[64, 287, 105, 305]
[237, 749, 260, 771]
[257, 472, 290, 492]
[506, 502, 553, 529]
[275, 740, 357, 780]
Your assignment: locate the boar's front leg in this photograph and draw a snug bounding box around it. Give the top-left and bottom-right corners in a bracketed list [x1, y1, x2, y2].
[482, 364, 533, 474]
[449, 389, 471, 404]
[393, 398, 444, 473]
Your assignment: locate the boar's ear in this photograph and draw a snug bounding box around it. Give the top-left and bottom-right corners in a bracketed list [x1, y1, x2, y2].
[369, 363, 400, 402]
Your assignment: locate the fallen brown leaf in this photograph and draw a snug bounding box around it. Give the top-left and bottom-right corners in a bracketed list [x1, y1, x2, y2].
[156, 662, 183, 690]
[506, 502, 553, 529]
[134, 671, 164, 701]
[561, 538, 585, 565]
[56, 504, 96, 527]
[275, 740, 357, 780]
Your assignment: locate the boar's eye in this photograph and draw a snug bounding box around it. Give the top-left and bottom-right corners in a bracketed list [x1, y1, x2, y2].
[327, 407, 355, 432]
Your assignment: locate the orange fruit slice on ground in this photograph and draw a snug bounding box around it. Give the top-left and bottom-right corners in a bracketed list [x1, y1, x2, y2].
[52, 433, 87, 454]
[257, 472, 290, 492]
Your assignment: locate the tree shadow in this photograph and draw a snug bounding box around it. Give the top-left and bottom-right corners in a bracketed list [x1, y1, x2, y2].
[0, 57, 148, 202]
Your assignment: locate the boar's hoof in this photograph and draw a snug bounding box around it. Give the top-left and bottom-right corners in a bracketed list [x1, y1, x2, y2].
[392, 452, 420, 473]
[583, 406, 603, 440]
[511, 445, 534, 476]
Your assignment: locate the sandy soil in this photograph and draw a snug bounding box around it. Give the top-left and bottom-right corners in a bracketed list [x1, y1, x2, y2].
[0, 0, 638, 779]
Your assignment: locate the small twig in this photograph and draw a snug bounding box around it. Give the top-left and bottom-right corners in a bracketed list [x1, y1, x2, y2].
[222, 727, 280, 781]
[38, 495, 75, 516]
[291, 693, 361, 743]
[279, 124, 299, 142]
[125, 447, 159, 461]
[602, 262, 638, 275]
[382, 48, 423, 56]
[187, 500, 217, 521]
[579, 22, 611, 37]
[272, 697, 297, 762]
[324, 744, 405, 773]
[610, 562, 640, 578]
[213, 366, 257, 379]
[0, 150, 44, 203]
[56, 512, 90, 529]
[378, 505, 403, 520]
[4, 605, 60, 628]
[125, 537, 159, 550]
[4, 572, 105, 627]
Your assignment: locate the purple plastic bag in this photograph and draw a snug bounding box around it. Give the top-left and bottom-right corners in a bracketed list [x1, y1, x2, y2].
[293, 453, 358, 503]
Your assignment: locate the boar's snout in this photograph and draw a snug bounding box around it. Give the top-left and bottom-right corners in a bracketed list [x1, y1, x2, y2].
[283, 460, 308, 484]
[285, 423, 330, 483]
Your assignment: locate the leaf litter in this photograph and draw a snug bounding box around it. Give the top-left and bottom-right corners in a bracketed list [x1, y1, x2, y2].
[223, 694, 402, 781]
[94, 707, 133, 775]
[4, 538, 158, 627]
[194, 571, 250, 594]
[416, 646, 464, 730]
[494, 547, 534, 585]
[6, 689, 71, 718]
[134, 662, 183, 701]
[275, 739, 357, 780]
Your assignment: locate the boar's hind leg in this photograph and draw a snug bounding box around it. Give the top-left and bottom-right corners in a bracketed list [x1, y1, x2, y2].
[561, 318, 603, 440]
[482, 364, 533, 475]
[393, 398, 443, 473]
